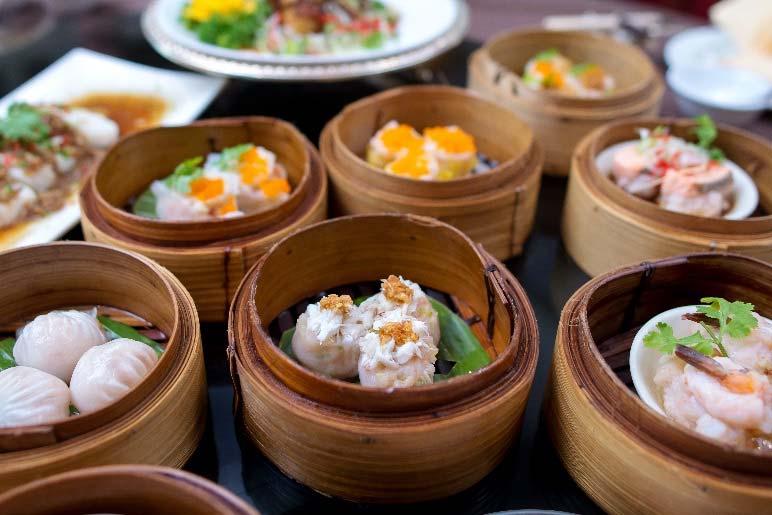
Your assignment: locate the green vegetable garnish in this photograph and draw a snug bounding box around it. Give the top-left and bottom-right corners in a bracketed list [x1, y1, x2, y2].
[362, 31, 385, 49]
[98, 315, 164, 357]
[0, 337, 15, 371]
[132, 188, 158, 218]
[644, 297, 758, 358]
[164, 156, 204, 194]
[570, 63, 595, 75]
[188, 5, 270, 50]
[533, 48, 559, 60]
[218, 143, 253, 170]
[692, 114, 725, 161]
[0, 103, 50, 144]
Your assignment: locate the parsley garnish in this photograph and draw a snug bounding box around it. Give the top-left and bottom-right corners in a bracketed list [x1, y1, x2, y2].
[218, 143, 253, 170]
[164, 156, 204, 194]
[187, 3, 271, 50]
[692, 114, 725, 161]
[643, 297, 758, 357]
[0, 103, 50, 144]
[534, 48, 559, 60]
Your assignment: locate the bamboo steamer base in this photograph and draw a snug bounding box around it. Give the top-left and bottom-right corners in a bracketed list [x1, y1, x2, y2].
[0, 264, 206, 493]
[548, 334, 772, 514]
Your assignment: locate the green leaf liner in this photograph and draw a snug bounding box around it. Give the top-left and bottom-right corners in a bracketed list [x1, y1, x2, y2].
[97, 316, 164, 357]
[0, 337, 15, 371]
[277, 296, 491, 382]
[132, 188, 158, 218]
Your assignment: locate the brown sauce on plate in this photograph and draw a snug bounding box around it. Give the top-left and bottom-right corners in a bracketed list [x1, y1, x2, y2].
[70, 93, 167, 135]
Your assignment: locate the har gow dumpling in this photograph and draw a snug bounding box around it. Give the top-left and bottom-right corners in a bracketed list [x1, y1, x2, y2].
[0, 366, 71, 427]
[291, 294, 365, 379]
[358, 313, 438, 388]
[359, 275, 441, 346]
[70, 338, 158, 415]
[14, 310, 106, 382]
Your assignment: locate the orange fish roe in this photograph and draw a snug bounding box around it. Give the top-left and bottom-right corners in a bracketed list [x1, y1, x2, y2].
[534, 60, 564, 89]
[379, 123, 423, 153]
[215, 195, 238, 216]
[259, 178, 291, 198]
[189, 177, 225, 201]
[386, 149, 433, 179]
[382, 275, 413, 304]
[239, 147, 271, 185]
[319, 294, 353, 315]
[423, 126, 476, 155]
[379, 321, 419, 346]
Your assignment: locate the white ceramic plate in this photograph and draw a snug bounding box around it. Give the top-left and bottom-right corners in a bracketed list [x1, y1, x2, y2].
[142, 0, 468, 81]
[0, 48, 225, 251]
[596, 141, 759, 220]
[629, 305, 701, 415]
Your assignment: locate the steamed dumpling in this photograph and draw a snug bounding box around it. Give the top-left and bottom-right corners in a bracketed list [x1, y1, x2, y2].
[358, 312, 438, 388]
[291, 294, 365, 379]
[70, 338, 158, 415]
[0, 366, 71, 427]
[14, 310, 106, 382]
[359, 275, 441, 346]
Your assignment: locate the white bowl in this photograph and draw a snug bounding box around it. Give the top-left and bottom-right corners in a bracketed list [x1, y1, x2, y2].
[596, 141, 760, 220]
[663, 26, 736, 70]
[667, 66, 772, 126]
[629, 305, 702, 414]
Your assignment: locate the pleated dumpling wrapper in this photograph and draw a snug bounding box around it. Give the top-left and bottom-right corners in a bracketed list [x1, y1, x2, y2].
[423, 126, 478, 180]
[358, 313, 438, 388]
[291, 294, 366, 379]
[14, 310, 106, 382]
[359, 275, 440, 346]
[70, 338, 159, 415]
[0, 366, 71, 427]
[366, 121, 424, 169]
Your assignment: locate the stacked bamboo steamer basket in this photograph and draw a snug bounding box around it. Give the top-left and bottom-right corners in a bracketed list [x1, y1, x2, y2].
[563, 118, 772, 276]
[0, 465, 259, 514]
[228, 214, 539, 503]
[548, 253, 772, 513]
[0, 242, 205, 493]
[320, 85, 543, 260]
[81, 117, 327, 322]
[468, 29, 664, 175]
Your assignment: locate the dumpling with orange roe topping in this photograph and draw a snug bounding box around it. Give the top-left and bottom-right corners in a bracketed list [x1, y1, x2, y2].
[423, 125, 478, 180]
[384, 147, 439, 180]
[366, 120, 424, 169]
[229, 144, 292, 213]
[522, 48, 572, 91]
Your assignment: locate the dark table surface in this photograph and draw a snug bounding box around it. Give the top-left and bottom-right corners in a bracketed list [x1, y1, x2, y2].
[1, 2, 769, 514]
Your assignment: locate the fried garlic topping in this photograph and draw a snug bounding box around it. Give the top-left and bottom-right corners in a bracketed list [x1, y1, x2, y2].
[319, 294, 353, 315]
[382, 275, 413, 305]
[379, 321, 418, 346]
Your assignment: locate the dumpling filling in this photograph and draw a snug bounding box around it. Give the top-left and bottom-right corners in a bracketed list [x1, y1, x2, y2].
[291, 294, 365, 379]
[358, 314, 438, 388]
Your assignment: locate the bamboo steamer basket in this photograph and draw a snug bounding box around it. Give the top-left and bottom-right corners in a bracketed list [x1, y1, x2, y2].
[548, 253, 772, 514]
[0, 242, 205, 493]
[563, 118, 772, 276]
[320, 85, 543, 261]
[81, 117, 328, 322]
[468, 29, 664, 175]
[0, 465, 258, 515]
[228, 214, 539, 503]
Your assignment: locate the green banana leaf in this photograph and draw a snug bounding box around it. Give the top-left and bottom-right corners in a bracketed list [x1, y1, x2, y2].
[132, 188, 157, 218]
[98, 316, 164, 356]
[0, 337, 15, 371]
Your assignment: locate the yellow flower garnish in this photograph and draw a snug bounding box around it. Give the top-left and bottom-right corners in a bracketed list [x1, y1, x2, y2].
[183, 0, 256, 23]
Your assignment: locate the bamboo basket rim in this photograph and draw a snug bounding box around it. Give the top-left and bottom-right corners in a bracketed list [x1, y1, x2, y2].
[0, 241, 183, 449]
[562, 252, 772, 478]
[231, 213, 536, 413]
[91, 116, 313, 246]
[0, 465, 258, 514]
[81, 140, 328, 253]
[575, 117, 772, 236]
[330, 84, 535, 195]
[481, 26, 660, 106]
[321, 122, 543, 210]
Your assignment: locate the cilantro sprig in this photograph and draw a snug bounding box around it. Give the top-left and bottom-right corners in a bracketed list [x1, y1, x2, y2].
[164, 156, 204, 194]
[644, 297, 758, 357]
[692, 114, 725, 161]
[0, 103, 50, 144]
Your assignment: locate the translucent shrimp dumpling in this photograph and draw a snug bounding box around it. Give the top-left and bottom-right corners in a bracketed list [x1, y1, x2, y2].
[358, 314, 438, 388]
[359, 275, 440, 346]
[291, 294, 365, 379]
[14, 310, 106, 382]
[70, 338, 159, 415]
[0, 366, 71, 427]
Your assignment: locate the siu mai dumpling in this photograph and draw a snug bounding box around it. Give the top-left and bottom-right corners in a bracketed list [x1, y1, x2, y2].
[70, 338, 158, 415]
[366, 121, 424, 169]
[0, 366, 71, 428]
[359, 275, 440, 346]
[423, 126, 478, 180]
[14, 310, 106, 382]
[358, 314, 438, 388]
[291, 294, 364, 379]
